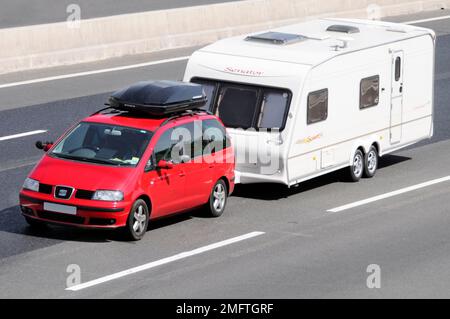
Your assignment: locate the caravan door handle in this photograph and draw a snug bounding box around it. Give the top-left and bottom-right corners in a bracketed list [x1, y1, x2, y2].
[399, 86, 403, 93]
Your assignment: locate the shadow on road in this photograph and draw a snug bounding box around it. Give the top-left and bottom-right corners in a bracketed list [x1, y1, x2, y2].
[232, 154, 411, 200]
[0, 154, 410, 250]
[0, 205, 196, 245]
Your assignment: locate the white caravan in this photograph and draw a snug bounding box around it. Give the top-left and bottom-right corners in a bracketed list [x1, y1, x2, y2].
[183, 19, 435, 185]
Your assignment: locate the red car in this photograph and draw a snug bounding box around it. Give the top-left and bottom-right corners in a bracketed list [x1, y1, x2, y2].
[19, 81, 235, 240]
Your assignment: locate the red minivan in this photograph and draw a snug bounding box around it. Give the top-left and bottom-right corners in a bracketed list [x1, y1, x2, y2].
[19, 81, 235, 240]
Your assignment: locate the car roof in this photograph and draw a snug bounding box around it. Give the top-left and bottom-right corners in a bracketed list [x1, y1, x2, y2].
[83, 110, 216, 132]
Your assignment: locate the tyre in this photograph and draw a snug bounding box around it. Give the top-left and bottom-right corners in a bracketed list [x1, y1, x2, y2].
[205, 179, 228, 217]
[123, 199, 149, 241]
[348, 149, 364, 182]
[364, 145, 378, 178]
[24, 216, 48, 229]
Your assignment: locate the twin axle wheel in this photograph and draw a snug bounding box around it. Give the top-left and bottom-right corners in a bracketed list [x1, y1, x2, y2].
[348, 146, 378, 182]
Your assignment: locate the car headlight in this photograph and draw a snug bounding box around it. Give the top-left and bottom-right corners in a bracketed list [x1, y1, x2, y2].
[23, 178, 39, 192]
[92, 190, 124, 201]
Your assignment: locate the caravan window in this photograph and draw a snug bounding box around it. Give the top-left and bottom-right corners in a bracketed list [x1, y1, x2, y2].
[191, 78, 292, 131]
[192, 80, 217, 111]
[307, 89, 328, 124]
[395, 57, 401, 81]
[217, 86, 259, 129]
[360, 75, 380, 109]
[258, 91, 290, 129]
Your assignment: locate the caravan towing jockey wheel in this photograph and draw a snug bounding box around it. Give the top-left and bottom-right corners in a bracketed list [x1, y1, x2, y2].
[124, 199, 149, 241]
[206, 179, 228, 217]
[349, 149, 364, 182]
[364, 145, 378, 178]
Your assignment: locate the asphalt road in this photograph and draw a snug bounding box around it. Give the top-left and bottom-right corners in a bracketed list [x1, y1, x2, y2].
[0, 10, 450, 298]
[0, 0, 242, 29]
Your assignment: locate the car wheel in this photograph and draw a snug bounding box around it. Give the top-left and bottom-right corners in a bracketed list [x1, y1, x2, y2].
[364, 145, 378, 178]
[123, 199, 149, 241]
[206, 179, 228, 217]
[24, 216, 47, 229]
[348, 149, 364, 182]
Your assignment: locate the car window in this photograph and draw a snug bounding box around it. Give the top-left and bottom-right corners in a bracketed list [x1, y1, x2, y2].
[202, 119, 230, 155]
[154, 122, 197, 164]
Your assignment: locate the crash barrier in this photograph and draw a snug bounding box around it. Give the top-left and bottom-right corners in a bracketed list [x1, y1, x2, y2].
[0, 0, 448, 74]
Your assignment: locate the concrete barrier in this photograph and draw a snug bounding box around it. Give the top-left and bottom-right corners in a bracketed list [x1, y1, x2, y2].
[1, 0, 449, 74]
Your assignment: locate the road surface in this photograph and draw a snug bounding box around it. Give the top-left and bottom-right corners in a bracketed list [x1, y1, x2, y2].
[0, 9, 449, 298]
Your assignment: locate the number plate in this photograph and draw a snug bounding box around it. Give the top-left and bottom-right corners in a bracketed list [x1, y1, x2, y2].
[43, 202, 77, 215]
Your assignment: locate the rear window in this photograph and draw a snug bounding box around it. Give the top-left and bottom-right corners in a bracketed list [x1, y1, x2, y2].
[191, 78, 291, 131]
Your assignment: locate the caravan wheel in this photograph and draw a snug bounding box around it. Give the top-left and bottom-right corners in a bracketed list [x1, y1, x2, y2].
[364, 145, 378, 178]
[348, 149, 364, 182]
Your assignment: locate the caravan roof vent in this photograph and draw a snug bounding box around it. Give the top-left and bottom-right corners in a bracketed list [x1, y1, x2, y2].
[245, 32, 307, 45]
[326, 25, 360, 34]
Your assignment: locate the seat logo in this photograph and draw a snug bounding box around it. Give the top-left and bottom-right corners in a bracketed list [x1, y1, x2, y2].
[55, 186, 73, 199]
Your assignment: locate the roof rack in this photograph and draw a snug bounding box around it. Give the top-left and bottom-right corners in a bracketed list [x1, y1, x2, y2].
[245, 31, 307, 45]
[160, 109, 212, 126]
[326, 25, 360, 34]
[108, 80, 207, 116]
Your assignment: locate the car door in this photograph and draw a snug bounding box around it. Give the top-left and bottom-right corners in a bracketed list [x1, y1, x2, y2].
[175, 120, 214, 208]
[142, 127, 187, 218]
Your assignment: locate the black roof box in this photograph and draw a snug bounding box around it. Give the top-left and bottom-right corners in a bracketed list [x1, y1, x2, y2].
[109, 80, 207, 116]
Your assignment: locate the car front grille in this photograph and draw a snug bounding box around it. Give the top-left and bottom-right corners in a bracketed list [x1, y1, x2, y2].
[38, 211, 85, 225]
[38, 183, 53, 194]
[75, 189, 95, 200]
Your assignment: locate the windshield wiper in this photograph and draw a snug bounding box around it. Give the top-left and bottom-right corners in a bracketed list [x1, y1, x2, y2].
[51, 153, 127, 166]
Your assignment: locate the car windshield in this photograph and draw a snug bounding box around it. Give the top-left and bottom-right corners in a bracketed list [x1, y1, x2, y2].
[50, 122, 153, 167]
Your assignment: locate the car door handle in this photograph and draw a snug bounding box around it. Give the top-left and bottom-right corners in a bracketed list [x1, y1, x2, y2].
[179, 171, 186, 177]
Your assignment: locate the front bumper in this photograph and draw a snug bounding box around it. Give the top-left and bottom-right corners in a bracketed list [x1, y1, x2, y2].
[19, 191, 131, 229]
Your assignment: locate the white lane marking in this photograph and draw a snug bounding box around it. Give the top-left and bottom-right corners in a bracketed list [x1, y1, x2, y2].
[0, 56, 190, 90]
[327, 176, 450, 213]
[66, 231, 265, 291]
[0, 130, 47, 141]
[405, 15, 450, 25]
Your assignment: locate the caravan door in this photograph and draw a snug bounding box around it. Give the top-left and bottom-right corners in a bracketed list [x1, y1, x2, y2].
[390, 50, 404, 144]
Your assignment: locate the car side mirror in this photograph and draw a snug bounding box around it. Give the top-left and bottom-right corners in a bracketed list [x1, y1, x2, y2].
[180, 154, 191, 163]
[35, 141, 53, 152]
[157, 159, 174, 169]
